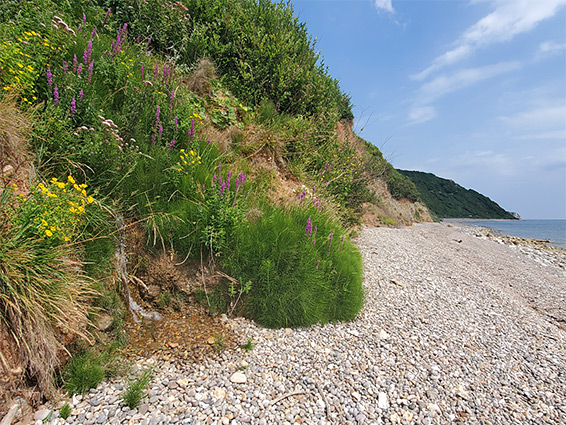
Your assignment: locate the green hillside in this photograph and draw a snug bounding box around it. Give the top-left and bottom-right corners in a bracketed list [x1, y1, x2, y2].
[399, 170, 515, 219]
[0, 0, 424, 399]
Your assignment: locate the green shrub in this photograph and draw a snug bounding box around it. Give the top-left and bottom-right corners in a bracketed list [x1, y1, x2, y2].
[223, 202, 363, 328]
[64, 351, 106, 395]
[59, 403, 71, 420]
[122, 368, 152, 409]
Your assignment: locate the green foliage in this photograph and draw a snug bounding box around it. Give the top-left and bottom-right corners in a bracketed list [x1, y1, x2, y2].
[59, 403, 71, 420]
[223, 202, 363, 328]
[241, 337, 254, 352]
[122, 368, 153, 409]
[111, 0, 352, 119]
[399, 170, 515, 219]
[64, 351, 105, 395]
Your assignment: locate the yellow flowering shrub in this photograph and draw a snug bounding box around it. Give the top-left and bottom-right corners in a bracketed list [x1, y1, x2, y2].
[10, 176, 94, 244]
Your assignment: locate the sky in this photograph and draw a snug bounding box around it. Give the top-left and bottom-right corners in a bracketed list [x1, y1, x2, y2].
[289, 0, 566, 219]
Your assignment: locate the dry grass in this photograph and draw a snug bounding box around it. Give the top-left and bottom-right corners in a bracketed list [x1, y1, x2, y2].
[0, 94, 33, 185]
[0, 224, 96, 398]
[185, 58, 217, 95]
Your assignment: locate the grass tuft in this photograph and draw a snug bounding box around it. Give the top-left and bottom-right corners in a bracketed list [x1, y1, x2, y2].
[122, 368, 153, 409]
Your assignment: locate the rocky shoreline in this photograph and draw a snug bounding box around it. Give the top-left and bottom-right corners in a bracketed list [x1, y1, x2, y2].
[8, 223, 566, 424]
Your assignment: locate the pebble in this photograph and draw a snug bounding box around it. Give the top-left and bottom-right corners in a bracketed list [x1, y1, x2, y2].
[30, 223, 566, 424]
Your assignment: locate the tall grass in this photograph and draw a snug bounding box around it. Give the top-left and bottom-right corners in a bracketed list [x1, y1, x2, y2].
[223, 202, 363, 328]
[0, 191, 95, 396]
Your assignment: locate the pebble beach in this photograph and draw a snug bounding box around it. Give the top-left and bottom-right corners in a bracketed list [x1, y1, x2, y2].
[26, 223, 566, 425]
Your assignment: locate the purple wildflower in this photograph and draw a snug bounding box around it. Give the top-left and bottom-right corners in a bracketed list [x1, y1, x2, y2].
[77, 64, 83, 76]
[62, 61, 68, 72]
[220, 182, 226, 196]
[53, 86, 59, 104]
[158, 124, 163, 138]
[313, 238, 316, 245]
[341, 235, 345, 250]
[169, 89, 174, 110]
[155, 106, 161, 126]
[316, 259, 320, 270]
[314, 225, 317, 233]
[147, 36, 152, 45]
[82, 13, 86, 25]
[73, 54, 78, 72]
[146, 50, 152, 57]
[79, 89, 84, 100]
[153, 63, 158, 78]
[190, 117, 195, 136]
[88, 60, 94, 82]
[305, 218, 313, 236]
[91, 27, 97, 39]
[70, 97, 76, 114]
[312, 186, 316, 195]
[328, 232, 333, 251]
[46, 67, 52, 86]
[168, 139, 176, 149]
[83, 39, 93, 64]
[104, 8, 110, 24]
[151, 134, 155, 144]
[136, 34, 141, 43]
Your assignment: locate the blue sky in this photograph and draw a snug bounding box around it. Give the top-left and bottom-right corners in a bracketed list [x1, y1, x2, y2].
[289, 0, 566, 219]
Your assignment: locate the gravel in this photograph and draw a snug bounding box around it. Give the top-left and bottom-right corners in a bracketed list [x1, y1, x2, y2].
[35, 223, 565, 425]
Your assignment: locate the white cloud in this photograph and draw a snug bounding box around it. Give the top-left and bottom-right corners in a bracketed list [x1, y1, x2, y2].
[539, 40, 566, 53]
[411, 0, 566, 81]
[407, 106, 436, 125]
[418, 61, 520, 103]
[498, 104, 566, 131]
[374, 0, 394, 14]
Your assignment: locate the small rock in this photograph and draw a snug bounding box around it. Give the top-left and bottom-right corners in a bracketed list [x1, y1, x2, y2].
[378, 329, 390, 340]
[378, 392, 388, 409]
[230, 371, 247, 384]
[34, 409, 51, 421]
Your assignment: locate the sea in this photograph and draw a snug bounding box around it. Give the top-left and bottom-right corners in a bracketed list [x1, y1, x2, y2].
[456, 219, 566, 249]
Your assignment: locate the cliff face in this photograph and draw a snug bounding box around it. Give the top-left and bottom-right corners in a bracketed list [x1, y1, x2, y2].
[399, 170, 515, 219]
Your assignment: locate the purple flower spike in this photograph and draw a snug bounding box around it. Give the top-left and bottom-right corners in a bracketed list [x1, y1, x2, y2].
[158, 124, 163, 138]
[79, 89, 84, 100]
[70, 97, 76, 114]
[155, 106, 161, 126]
[316, 259, 320, 270]
[328, 232, 333, 250]
[341, 235, 345, 250]
[314, 225, 317, 233]
[46, 67, 52, 86]
[313, 238, 316, 245]
[73, 54, 78, 72]
[168, 139, 176, 149]
[190, 117, 195, 136]
[104, 8, 110, 25]
[88, 60, 94, 82]
[169, 89, 175, 110]
[91, 27, 97, 39]
[312, 186, 316, 195]
[62, 61, 68, 72]
[53, 86, 59, 104]
[220, 182, 226, 196]
[305, 218, 313, 236]
[77, 64, 83, 76]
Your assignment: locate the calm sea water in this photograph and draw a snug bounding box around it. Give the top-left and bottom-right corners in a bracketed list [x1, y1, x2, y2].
[459, 219, 566, 249]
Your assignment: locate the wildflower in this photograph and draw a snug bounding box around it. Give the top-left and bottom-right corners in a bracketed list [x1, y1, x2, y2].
[70, 97, 76, 114]
[169, 89, 174, 110]
[83, 39, 92, 64]
[46, 67, 52, 86]
[103, 8, 110, 25]
[53, 86, 59, 103]
[305, 218, 312, 236]
[174, 115, 178, 130]
[316, 259, 320, 270]
[91, 27, 97, 39]
[341, 235, 345, 250]
[73, 54, 78, 71]
[328, 232, 333, 251]
[62, 61, 68, 72]
[155, 106, 160, 126]
[190, 117, 195, 136]
[88, 60, 94, 82]
[158, 124, 163, 138]
[79, 89, 84, 100]
[168, 139, 176, 149]
[45, 229, 53, 237]
[220, 182, 226, 196]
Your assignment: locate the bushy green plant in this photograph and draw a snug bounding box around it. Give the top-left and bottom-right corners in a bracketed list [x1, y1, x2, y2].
[122, 368, 152, 409]
[59, 403, 71, 420]
[64, 351, 105, 395]
[223, 202, 363, 328]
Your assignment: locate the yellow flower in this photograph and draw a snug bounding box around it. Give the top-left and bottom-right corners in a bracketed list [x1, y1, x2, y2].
[45, 229, 53, 237]
[68, 175, 75, 184]
[87, 196, 94, 204]
[79, 184, 87, 188]
[41, 219, 48, 226]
